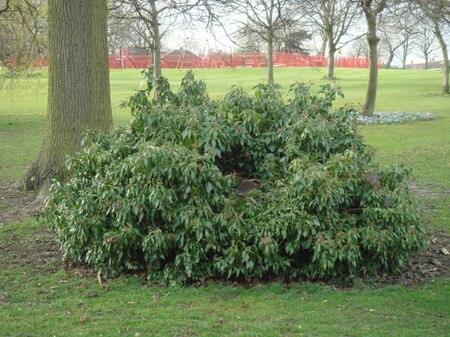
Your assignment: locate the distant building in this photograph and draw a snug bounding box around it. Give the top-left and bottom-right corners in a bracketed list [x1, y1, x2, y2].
[161, 49, 202, 68]
[405, 59, 448, 70]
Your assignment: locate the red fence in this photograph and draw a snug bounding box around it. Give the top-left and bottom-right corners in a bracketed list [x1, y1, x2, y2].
[8, 52, 379, 70]
[108, 52, 378, 69]
[108, 55, 150, 69]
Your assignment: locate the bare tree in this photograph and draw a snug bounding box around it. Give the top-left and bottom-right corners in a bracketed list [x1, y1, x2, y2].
[358, 0, 388, 116]
[378, 4, 417, 69]
[411, 0, 449, 93]
[107, 7, 152, 54]
[378, 24, 403, 68]
[237, 25, 310, 54]
[414, 23, 439, 70]
[236, 28, 266, 53]
[348, 36, 368, 58]
[111, 0, 200, 85]
[300, 0, 359, 79]
[205, 0, 297, 84]
[0, 0, 47, 70]
[395, 7, 417, 69]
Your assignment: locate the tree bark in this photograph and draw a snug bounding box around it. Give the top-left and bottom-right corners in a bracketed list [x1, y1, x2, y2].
[268, 32, 274, 84]
[150, 0, 161, 80]
[401, 39, 409, 70]
[320, 36, 328, 56]
[433, 21, 449, 94]
[149, 44, 155, 70]
[362, 10, 380, 116]
[149, 0, 161, 99]
[23, 0, 113, 190]
[327, 39, 336, 79]
[383, 39, 394, 69]
[384, 50, 394, 69]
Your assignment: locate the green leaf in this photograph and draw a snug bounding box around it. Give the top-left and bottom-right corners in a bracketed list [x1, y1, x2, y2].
[206, 182, 213, 194]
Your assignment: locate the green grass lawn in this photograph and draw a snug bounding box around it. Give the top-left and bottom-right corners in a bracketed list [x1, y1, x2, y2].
[0, 67, 449, 336]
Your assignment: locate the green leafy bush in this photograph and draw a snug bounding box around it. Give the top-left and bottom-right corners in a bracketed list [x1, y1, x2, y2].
[43, 70, 426, 285]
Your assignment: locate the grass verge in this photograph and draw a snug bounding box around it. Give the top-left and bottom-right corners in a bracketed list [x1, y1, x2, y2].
[0, 221, 449, 337]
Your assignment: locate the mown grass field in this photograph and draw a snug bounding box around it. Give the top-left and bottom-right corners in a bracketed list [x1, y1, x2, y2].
[0, 67, 449, 336]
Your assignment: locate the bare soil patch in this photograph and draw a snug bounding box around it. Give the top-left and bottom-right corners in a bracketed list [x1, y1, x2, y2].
[409, 182, 450, 200]
[0, 183, 39, 226]
[0, 183, 62, 273]
[0, 226, 62, 273]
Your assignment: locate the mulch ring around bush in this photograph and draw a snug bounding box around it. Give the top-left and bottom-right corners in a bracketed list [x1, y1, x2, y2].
[371, 229, 449, 287]
[0, 184, 448, 286]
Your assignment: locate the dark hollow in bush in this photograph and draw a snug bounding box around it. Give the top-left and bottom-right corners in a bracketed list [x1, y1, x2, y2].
[43, 70, 426, 285]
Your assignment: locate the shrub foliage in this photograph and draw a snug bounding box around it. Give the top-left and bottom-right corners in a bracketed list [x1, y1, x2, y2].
[43, 70, 426, 284]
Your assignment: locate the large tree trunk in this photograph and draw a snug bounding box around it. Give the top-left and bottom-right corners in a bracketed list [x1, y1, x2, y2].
[268, 32, 274, 84]
[23, 0, 113, 190]
[362, 12, 380, 116]
[433, 22, 449, 94]
[326, 38, 336, 79]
